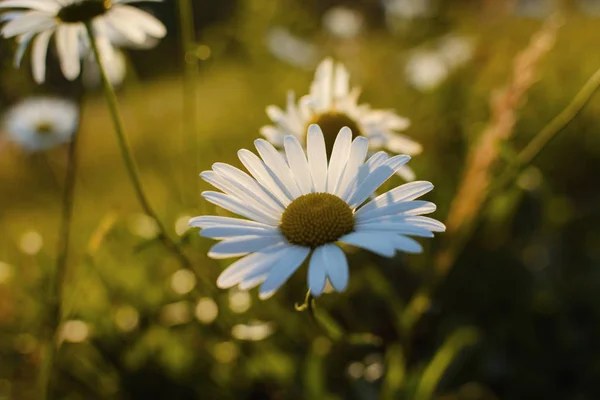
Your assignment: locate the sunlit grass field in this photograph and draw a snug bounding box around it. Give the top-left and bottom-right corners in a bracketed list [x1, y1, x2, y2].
[1, 3, 600, 399]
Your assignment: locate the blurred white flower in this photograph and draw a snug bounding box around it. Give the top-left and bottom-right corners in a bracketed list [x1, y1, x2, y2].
[59, 320, 90, 343]
[515, 0, 557, 18]
[2, 97, 79, 152]
[0, 0, 166, 83]
[190, 126, 444, 299]
[322, 6, 363, 39]
[231, 320, 275, 341]
[579, 0, 600, 16]
[405, 50, 449, 91]
[437, 35, 474, 69]
[82, 47, 127, 88]
[262, 58, 421, 181]
[383, 0, 433, 19]
[266, 26, 318, 69]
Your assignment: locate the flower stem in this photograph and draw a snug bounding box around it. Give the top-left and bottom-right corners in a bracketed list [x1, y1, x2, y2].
[39, 117, 81, 399]
[176, 0, 199, 205]
[84, 23, 194, 272]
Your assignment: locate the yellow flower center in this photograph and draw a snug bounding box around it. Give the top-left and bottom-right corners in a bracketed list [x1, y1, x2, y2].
[57, 0, 112, 23]
[307, 112, 362, 156]
[280, 193, 354, 248]
[35, 122, 54, 135]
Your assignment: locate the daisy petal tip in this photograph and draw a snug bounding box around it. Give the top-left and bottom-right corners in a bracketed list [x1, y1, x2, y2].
[258, 289, 276, 300]
[339, 126, 353, 137]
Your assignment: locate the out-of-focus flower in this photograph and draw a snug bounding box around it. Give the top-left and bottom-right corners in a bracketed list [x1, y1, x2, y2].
[404, 50, 449, 91]
[405, 35, 475, 92]
[322, 6, 363, 39]
[437, 35, 475, 69]
[82, 47, 127, 88]
[383, 0, 433, 19]
[190, 125, 444, 299]
[266, 26, 318, 70]
[515, 0, 557, 18]
[231, 320, 275, 341]
[0, 0, 166, 83]
[2, 97, 79, 152]
[59, 320, 90, 343]
[262, 58, 420, 181]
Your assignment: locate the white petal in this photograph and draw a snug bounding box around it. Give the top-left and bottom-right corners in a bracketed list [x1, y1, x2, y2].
[254, 139, 302, 199]
[260, 125, 286, 146]
[208, 235, 285, 259]
[401, 216, 446, 232]
[55, 24, 81, 80]
[396, 165, 416, 181]
[347, 155, 411, 208]
[355, 223, 434, 238]
[333, 62, 350, 99]
[391, 235, 423, 254]
[356, 200, 437, 223]
[31, 28, 52, 83]
[355, 151, 388, 187]
[201, 172, 281, 222]
[199, 225, 280, 239]
[0, 0, 59, 12]
[1, 11, 54, 38]
[326, 126, 352, 193]
[385, 133, 423, 155]
[216, 243, 288, 288]
[356, 181, 434, 215]
[322, 244, 349, 292]
[211, 163, 285, 212]
[202, 191, 280, 226]
[308, 248, 327, 296]
[13, 31, 33, 67]
[306, 124, 328, 192]
[338, 231, 396, 257]
[189, 215, 273, 229]
[258, 245, 310, 298]
[284, 135, 313, 195]
[109, 5, 166, 38]
[238, 149, 292, 206]
[336, 136, 368, 199]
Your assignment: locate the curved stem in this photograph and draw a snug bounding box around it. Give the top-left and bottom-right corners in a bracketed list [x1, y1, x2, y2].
[296, 291, 383, 346]
[38, 120, 81, 399]
[84, 23, 195, 272]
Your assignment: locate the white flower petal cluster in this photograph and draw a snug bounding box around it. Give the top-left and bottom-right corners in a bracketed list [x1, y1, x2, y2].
[262, 58, 422, 181]
[190, 125, 445, 299]
[0, 0, 166, 83]
[2, 97, 79, 152]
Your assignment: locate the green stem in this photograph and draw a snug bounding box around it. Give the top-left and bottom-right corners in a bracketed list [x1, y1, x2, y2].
[84, 23, 194, 272]
[39, 115, 81, 400]
[177, 0, 199, 204]
[494, 67, 600, 191]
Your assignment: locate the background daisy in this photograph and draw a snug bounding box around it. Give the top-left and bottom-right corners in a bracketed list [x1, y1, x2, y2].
[2, 96, 79, 152]
[0, 0, 166, 83]
[191, 125, 444, 299]
[262, 58, 422, 180]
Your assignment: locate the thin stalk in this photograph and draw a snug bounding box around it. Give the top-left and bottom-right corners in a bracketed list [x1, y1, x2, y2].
[177, 0, 199, 204]
[38, 120, 81, 399]
[402, 67, 600, 336]
[84, 23, 195, 272]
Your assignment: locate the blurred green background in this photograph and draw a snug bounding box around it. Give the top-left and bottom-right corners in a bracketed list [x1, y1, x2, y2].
[1, 0, 600, 399]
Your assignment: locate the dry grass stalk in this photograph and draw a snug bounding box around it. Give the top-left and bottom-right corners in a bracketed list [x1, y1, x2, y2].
[436, 15, 562, 273]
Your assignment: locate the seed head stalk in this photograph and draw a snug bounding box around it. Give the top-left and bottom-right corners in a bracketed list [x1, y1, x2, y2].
[84, 23, 194, 272]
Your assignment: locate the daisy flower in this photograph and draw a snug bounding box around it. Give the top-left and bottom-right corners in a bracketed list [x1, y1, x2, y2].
[262, 58, 422, 181]
[0, 0, 166, 83]
[2, 96, 79, 152]
[190, 125, 445, 299]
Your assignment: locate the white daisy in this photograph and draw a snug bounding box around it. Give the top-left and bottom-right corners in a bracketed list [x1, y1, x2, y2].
[0, 0, 166, 83]
[262, 58, 422, 181]
[190, 125, 445, 300]
[2, 96, 79, 152]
